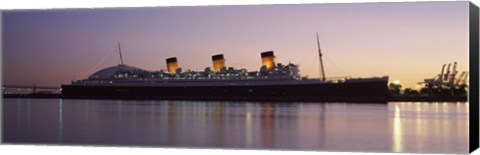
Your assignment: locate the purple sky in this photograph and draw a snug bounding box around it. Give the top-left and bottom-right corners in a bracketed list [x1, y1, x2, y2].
[2, 1, 469, 88]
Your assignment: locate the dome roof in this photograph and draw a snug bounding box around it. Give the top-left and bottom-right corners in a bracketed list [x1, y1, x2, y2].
[88, 64, 146, 79]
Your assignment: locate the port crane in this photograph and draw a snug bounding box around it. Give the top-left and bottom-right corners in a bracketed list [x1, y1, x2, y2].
[455, 71, 466, 86]
[419, 62, 467, 87]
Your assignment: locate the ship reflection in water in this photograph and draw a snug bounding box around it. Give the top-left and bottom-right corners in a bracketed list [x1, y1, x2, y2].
[3, 99, 468, 153]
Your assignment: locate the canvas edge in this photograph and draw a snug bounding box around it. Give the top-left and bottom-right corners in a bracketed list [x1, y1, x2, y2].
[0, 1, 475, 154]
[469, 1, 479, 153]
[0, 10, 4, 144]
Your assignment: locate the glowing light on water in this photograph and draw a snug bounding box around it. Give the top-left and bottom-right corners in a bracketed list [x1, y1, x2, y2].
[393, 104, 403, 152]
[245, 112, 253, 146]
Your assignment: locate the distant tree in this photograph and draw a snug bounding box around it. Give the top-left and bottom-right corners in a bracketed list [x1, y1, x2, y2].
[389, 83, 402, 96]
[419, 82, 467, 97]
[403, 88, 419, 96]
[420, 83, 438, 97]
[452, 84, 468, 96]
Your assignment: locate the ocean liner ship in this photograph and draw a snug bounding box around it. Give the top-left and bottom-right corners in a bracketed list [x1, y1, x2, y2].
[62, 34, 389, 102]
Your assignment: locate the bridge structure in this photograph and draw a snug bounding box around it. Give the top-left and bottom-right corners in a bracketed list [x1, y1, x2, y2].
[3, 84, 61, 94]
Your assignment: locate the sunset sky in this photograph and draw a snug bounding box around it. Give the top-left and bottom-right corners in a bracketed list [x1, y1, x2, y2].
[2, 1, 469, 88]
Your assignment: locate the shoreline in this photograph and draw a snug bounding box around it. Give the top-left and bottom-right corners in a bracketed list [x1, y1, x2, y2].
[3, 94, 467, 103]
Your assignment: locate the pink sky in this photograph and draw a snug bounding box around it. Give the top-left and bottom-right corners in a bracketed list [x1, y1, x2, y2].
[3, 1, 469, 88]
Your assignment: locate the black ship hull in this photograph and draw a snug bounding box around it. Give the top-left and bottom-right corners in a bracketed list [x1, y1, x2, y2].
[61, 79, 389, 103]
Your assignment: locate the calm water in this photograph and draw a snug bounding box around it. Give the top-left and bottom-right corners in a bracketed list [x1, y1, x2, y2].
[2, 98, 469, 153]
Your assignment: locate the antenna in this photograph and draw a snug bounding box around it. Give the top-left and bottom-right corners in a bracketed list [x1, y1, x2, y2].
[117, 42, 125, 65]
[317, 32, 326, 81]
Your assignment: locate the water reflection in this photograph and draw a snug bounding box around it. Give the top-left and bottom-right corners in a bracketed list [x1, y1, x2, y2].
[27, 99, 31, 132]
[245, 111, 252, 146]
[58, 99, 63, 143]
[262, 102, 274, 148]
[387, 102, 468, 153]
[3, 99, 469, 154]
[392, 104, 402, 152]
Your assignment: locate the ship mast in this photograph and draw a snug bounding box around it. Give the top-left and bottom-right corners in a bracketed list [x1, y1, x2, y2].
[117, 42, 125, 65]
[317, 33, 326, 81]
